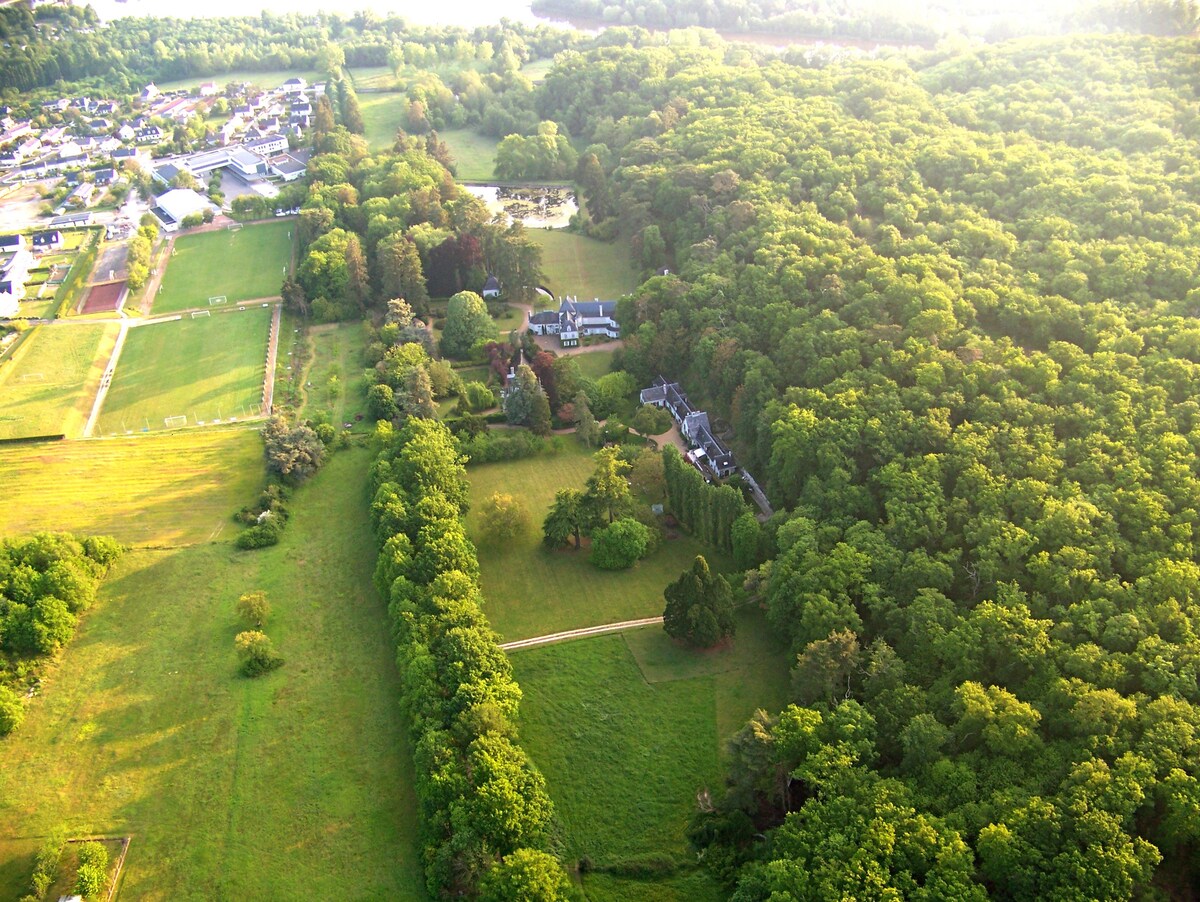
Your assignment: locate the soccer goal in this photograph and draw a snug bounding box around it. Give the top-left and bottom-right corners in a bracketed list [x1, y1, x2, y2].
[190, 309, 211, 318]
[208, 295, 228, 306]
[18, 372, 45, 383]
[164, 415, 187, 428]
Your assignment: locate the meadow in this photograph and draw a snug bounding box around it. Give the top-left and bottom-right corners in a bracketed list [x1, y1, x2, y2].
[573, 348, 615, 380]
[152, 221, 293, 315]
[0, 449, 427, 900]
[96, 307, 271, 434]
[511, 609, 790, 900]
[465, 445, 731, 640]
[0, 428, 263, 546]
[155, 69, 323, 92]
[440, 128, 500, 182]
[299, 321, 370, 427]
[530, 230, 640, 300]
[0, 323, 116, 439]
[359, 93, 409, 152]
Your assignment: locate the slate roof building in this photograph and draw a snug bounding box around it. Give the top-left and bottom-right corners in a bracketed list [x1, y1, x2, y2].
[639, 377, 738, 478]
[526, 296, 620, 348]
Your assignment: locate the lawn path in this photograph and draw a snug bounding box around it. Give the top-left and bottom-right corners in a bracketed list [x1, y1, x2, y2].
[500, 616, 663, 651]
[82, 319, 129, 438]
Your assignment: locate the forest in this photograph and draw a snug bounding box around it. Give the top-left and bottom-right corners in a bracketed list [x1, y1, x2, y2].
[515, 31, 1200, 899]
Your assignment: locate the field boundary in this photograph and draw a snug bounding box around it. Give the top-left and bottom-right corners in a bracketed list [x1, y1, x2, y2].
[500, 616, 664, 652]
[262, 303, 281, 414]
[82, 320, 129, 438]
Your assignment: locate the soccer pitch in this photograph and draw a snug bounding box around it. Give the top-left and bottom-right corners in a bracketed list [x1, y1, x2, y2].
[151, 221, 293, 315]
[96, 307, 271, 433]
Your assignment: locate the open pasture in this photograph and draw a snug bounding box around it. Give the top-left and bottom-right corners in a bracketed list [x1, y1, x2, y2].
[360, 93, 409, 152]
[0, 323, 116, 439]
[0, 450, 427, 900]
[511, 611, 789, 899]
[530, 230, 640, 301]
[440, 128, 501, 182]
[96, 307, 270, 435]
[465, 446, 731, 640]
[0, 428, 263, 546]
[152, 221, 292, 315]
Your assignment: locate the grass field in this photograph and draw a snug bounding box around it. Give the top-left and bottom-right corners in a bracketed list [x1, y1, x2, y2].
[0, 429, 263, 546]
[152, 222, 293, 315]
[0, 449, 427, 900]
[348, 65, 396, 90]
[360, 93, 408, 152]
[300, 322, 370, 427]
[530, 230, 640, 300]
[155, 69, 323, 92]
[441, 128, 500, 182]
[96, 308, 270, 434]
[511, 611, 790, 899]
[0, 323, 116, 439]
[573, 349, 615, 380]
[520, 58, 556, 83]
[465, 445, 731, 640]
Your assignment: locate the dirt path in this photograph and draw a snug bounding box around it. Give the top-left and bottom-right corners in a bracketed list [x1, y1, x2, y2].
[499, 616, 663, 652]
[262, 303, 281, 415]
[82, 319, 129, 438]
[138, 236, 174, 315]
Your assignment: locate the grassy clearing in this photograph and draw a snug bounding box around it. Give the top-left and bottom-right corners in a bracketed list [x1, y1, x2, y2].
[299, 322, 370, 427]
[573, 349, 615, 380]
[0, 323, 116, 439]
[155, 69, 323, 91]
[440, 128, 500, 182]
[348, 65, 396, 89]
[465, 445, 730, 640]
[0, 449, 427, 900]
[153, 222, 293, 315]
[511, 611, 789, 898]
[520, 58, 556, 83]
[0, 429, 263, 546]
[97, 307, 270, 434]
[530, 230, 640, 300]
[360, 93, 409, 152]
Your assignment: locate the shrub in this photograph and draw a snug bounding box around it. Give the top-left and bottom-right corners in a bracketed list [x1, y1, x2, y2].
[236, 591, 270, 628]
[631, 404, 673, 435]
[480, 492, 531, 541]
[235, 630, 284, 677]
[234, 516, 283, 549]
[0, 685, 25, 736]
[590, 518, 651, 570]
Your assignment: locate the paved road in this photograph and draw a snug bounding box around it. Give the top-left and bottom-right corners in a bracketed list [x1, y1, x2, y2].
[500, 616, 663, 652]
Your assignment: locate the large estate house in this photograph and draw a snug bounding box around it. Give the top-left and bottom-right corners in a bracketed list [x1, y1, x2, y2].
[527, 297, 619, 348]
[640, 377, 739, 478]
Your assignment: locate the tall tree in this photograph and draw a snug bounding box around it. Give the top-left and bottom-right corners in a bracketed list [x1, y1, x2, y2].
[585, 446, 631, 523]
[376, 234, 429, 308]
[663, 555, 735, 648]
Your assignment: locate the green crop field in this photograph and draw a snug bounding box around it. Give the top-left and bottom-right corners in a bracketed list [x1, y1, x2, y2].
[465, 446, 731, 640]
[530, 230, 640, 301]
[0, 429, 263, 546]
[440, 128, 500, 182]
[96, 308, 270, 434]
[511, 612, 790, 899]
[152, 222, 293, 315]
[0, 323, 116, 439]
[0, 450, 427, 900]
[360, 93, 409, 152]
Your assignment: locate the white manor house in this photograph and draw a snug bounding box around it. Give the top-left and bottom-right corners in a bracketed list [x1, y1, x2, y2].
[527, 297, 619, 348]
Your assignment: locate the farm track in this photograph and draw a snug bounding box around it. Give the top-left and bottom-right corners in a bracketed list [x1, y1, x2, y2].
[500, 616, 663, 652]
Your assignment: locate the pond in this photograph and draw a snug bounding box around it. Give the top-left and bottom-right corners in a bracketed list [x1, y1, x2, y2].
[464, 185, 578, 229]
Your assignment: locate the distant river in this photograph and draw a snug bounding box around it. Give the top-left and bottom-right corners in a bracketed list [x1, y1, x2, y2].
[88, 0, 545, 27]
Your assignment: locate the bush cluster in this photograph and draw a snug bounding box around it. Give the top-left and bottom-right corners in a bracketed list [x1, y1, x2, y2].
[370, 419, 571, 898]
[458, 430, 561, 464]
[0, 533, 123, 736]
[234, 483, 291, 550]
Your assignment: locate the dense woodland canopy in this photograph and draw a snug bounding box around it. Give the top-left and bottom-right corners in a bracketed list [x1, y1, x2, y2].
[524, 32, 1200, 898]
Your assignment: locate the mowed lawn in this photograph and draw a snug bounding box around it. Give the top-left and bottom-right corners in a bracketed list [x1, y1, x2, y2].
[0, 429, 263, 546]
[0, 323, 117, 439]
[152, 221, 293, 315]
[530, 230, 640, 300]
[511, 611, 790, 899]
[155, 68, 322, 92]
[465, 445, 730, 640]
[97, 307, 270, 434]
[0, 449, 427, 900]
[360, 93, 409, 152]
[440, 128, 500, 182]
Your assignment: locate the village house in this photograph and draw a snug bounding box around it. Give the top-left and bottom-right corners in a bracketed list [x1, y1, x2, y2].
[31, 230, 63, 252]
[639, 378, 739, 478]
[0, 243, 34, 317]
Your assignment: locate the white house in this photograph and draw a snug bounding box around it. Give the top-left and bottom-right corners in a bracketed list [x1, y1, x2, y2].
[281, 77, 307, 96]
[198, 82, 218, 97]
[151, 188, 216, 232]
[0, 246, 34, 316]
[243, 134, 288, 156]
[140, 83, 160, 103]
[639, 378, 739, 478]
[482, 273, 501, 299]
[527, 296, 619, 348]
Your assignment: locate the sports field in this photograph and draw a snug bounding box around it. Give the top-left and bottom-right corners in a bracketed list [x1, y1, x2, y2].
[0, 429, 263, 546]
[0, 323, 117, 439]
[465, 446, 731, 640]
[152, 222, 293, 315]
[96, 307, 270, 434]
[511, 611, 790, 900]
[360, 93, 408, 152]
[440, 128, 500, 181]
[0, 450, 428, 900]
[530, 230, 640, 300]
